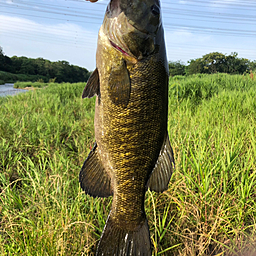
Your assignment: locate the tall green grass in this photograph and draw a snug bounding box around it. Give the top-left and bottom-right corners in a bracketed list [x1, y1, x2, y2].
[14, 79, 57, 89]
[0, 74, 256, 255]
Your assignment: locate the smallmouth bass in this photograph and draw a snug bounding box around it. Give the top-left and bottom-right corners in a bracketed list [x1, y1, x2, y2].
[80, 0, 175, 255]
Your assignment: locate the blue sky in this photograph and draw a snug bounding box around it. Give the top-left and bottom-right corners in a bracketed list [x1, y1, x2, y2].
[0, 0, 255, 71]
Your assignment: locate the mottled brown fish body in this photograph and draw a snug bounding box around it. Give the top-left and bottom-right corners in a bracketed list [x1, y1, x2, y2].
[95, 25, 168, 229]
[80, 0, 174, 255]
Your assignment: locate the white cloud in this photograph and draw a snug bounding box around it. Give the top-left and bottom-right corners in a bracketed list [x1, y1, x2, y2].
[178, 0, 188, 4]
[164, 26, 256, 63]
[178, 0, 243, 6]
[0, 15, 96, 41]
[165, 28, 213, 62]
[211, 0, 241, 3]
[0, 15, 98, 70]
[165, 28, 211, 45]
[5, 0, 14, 4]
[209, 0, 243, 8]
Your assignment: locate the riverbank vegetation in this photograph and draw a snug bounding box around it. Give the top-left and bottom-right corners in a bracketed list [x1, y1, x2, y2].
[0, 73, 256, 255]
[169, 52, 256, 77]
[0, 70, 49, 84]
[0, 46, 90, 84]
[14, 79, 57, 89]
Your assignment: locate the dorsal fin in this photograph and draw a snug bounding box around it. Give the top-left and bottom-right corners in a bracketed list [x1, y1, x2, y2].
[147, 132, 175, 192]
[82, 68, 100, 98]
[79, 142, 113, 197]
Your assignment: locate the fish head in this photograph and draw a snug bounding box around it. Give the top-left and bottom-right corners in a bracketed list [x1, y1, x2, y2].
[107, 0, 161, 34]
[102, 0, 162, 61]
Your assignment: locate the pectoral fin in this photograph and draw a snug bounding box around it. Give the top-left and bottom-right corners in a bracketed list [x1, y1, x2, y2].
[82, 68, 100, 98]
[148, 132, 175, 192]
[79, 143, 113, 197]
[108, 60, 131, 108]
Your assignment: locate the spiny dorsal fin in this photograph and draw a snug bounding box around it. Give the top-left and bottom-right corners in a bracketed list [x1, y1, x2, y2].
[147, 132, 175, 192]
[79, 142, 113, 197]
[108, 60, 131, 108]
[82, 68, 100, 98]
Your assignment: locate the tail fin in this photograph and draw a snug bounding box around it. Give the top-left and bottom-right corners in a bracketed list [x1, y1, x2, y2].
[96, 214, 151, 256]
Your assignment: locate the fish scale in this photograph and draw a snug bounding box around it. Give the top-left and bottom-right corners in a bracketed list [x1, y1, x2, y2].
[102, 58, 167, 231]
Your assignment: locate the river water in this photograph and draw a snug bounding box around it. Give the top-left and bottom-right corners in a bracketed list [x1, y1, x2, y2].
[0, 83, 27, 97]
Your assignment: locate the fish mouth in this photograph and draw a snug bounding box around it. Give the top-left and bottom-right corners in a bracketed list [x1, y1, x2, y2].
[109, 40, 130, 57]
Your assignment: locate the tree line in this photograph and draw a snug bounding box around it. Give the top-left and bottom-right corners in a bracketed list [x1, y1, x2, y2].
[169, 52, 256, 77]
[0, 46, 90, 83]
[1, 46, 255, 82]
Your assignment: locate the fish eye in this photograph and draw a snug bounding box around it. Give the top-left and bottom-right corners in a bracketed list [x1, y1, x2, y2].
[151, 4, 160, 16]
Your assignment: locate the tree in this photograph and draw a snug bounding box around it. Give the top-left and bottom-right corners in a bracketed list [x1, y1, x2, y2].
[186, 52, 250, 75]
[201, 52, 226, 73]
[0, 46, 5, 71]
[250, 60, 256, 71]
[186, 58, 204, 75]
[19, 57, 37, 75]
[0, 49, 92, 82]
[169, 61, 186, 76]
[223, 52, 249, 74]
[0, 46, 12, 72]
[34, 58, 48, 77]
[0, 46, 3, 56]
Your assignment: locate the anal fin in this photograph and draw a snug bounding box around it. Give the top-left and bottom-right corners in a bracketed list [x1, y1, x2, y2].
[148, 132, 175, 192]
[79, 142, 113, 197]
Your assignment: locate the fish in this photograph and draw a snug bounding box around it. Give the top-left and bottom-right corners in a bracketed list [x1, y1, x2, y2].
[79, 0, 175, 255]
